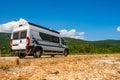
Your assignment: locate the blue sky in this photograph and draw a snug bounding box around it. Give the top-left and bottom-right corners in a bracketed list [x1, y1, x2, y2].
[0, 0, 120, 41]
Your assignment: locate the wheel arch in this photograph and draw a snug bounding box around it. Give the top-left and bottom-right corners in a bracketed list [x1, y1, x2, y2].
[34, 46, 43, 53]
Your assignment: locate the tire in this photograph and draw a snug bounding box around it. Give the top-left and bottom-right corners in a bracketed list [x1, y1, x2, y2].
[34, 50, 42, 58]
[64, 50, 68, 57]
[18, 53, 26, 58]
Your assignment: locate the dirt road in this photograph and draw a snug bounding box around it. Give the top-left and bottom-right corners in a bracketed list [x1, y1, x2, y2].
[0, 54, 120, 80]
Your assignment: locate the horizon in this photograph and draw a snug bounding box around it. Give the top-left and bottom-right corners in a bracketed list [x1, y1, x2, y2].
[0, 0, 120, 40]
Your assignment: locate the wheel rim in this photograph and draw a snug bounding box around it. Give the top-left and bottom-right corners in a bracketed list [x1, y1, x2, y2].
[35, 50, 41, 58]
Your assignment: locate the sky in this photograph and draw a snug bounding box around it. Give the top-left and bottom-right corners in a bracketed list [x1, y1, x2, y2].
[0, 0, 120, 41]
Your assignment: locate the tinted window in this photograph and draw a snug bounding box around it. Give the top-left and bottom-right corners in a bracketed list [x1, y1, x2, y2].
[13, 32, 19, 40]
[52, 36, 59, 43]
[20, 31, 27, 39]
[39, 32, 51, 41]
[13, 30, 27, 40]
[39, 32, 59, 43]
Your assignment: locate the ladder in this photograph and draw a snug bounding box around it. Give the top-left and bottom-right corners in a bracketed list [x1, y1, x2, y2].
[24, 49, 32, 58]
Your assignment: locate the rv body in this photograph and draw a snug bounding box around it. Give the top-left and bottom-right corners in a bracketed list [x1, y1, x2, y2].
[10, 22, 69, 58]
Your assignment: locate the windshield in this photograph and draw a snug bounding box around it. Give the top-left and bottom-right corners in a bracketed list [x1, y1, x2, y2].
[13, 30, 27, 40]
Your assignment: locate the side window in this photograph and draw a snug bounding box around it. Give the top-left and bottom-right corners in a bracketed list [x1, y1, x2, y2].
[52, 36, 59, 43]
[39, 32, 51, 41]
[20, 31, 27, 39]
[13, 32, 19, 40]
[39, 32, 59, 43]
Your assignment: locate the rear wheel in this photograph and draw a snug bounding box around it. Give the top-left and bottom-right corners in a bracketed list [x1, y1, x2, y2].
[64, 50, 68, 57]
[34, 50, 42, 58]
[18, 53, 26, 58]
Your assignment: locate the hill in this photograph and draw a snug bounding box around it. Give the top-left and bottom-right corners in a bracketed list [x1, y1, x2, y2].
[64, 37, 120, 54]
[0, 33, 120, 54]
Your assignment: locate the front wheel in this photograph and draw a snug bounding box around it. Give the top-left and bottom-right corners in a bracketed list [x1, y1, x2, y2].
[51, 55, 55, 57]
[34, 50, 42, 58]
[64, 50, 68, 57]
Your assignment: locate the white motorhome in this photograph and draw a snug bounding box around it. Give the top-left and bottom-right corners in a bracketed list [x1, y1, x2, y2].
[10, 21, 69, 58]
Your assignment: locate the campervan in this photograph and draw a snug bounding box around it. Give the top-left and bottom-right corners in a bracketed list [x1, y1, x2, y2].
[10, 22, 69, 58]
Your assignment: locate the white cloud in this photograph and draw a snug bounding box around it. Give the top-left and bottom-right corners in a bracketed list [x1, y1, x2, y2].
[59, 29, 85, 39]
[0, 19, 85, 39]
[117, 26, 120, 32]
[0, 18, 28, 33]
[79, 32, 85, 35]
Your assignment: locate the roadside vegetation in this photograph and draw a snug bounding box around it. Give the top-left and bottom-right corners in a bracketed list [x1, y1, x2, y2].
[65, 37, 120, 54]
[0, 33, 10, 55]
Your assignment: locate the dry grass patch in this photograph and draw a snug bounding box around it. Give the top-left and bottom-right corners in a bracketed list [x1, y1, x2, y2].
[0, 54, 120, 80]
[0, 57, 19, 69]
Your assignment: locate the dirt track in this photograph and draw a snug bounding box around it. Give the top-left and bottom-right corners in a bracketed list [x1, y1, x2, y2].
[0, 54, 120, 80]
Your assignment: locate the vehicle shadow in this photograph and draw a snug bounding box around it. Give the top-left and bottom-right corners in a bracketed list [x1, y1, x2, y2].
[24, 55, 64, 59]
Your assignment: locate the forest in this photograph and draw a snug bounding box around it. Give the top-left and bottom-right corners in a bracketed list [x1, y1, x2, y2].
[65, 37, 120, 54]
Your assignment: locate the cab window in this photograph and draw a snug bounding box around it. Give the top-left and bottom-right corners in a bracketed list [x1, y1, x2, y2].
[61, 38, 65, 45]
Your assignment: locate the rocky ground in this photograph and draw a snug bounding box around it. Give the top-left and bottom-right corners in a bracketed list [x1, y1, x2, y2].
[0, 54, 120, 80]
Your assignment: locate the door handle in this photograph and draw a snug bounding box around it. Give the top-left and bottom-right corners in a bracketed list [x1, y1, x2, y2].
[20, 40, 22, 43]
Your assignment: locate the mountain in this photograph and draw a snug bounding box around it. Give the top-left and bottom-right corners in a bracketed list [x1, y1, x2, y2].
[64, 37, 120, 54]
[0, 33, 120, 54]
[64, 37, 120, 47]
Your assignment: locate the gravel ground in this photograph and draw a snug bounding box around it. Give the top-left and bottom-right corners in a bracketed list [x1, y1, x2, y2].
[0, 54, 120, 80]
